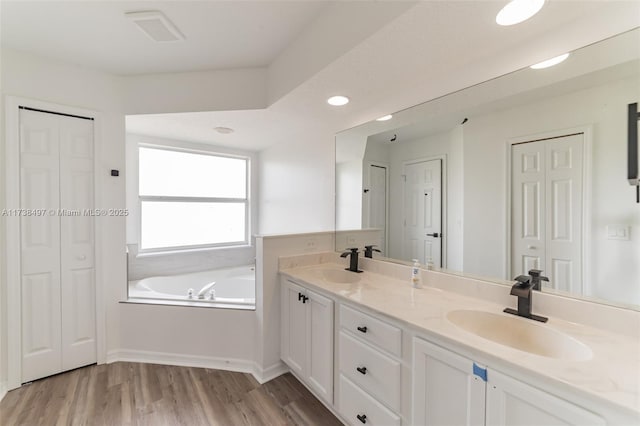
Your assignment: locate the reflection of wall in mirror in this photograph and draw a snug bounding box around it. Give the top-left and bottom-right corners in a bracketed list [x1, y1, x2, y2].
[463, 73, 639, 306]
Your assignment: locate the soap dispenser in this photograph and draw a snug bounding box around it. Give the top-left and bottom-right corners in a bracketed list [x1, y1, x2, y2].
[411, 259, 422, 288]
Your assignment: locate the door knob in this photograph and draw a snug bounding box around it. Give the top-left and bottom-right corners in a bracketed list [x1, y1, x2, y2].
[426, 233, 440, 238]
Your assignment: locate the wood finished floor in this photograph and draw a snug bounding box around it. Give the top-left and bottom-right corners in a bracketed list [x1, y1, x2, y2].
[0, 362, 343, 426]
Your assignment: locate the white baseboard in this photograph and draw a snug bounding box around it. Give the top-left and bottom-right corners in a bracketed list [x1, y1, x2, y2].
[251, 361, 289, 384]
[107, 349, 288, 385]
[0, 381, 7, 403]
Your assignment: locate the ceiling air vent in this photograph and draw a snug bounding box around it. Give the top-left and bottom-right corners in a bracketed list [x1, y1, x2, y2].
[126, 11, 185, 42]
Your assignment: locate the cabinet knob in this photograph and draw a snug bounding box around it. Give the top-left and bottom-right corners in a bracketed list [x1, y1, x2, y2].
[357, 326, 368, 333]
[357, 414, 367, 424]
[356, 366, 367, 375]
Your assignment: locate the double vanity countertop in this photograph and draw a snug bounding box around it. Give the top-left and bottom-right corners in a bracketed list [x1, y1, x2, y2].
[279, 261, 640, 418]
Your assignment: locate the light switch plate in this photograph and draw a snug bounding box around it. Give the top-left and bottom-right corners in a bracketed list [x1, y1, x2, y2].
[606, 225, 630, 240]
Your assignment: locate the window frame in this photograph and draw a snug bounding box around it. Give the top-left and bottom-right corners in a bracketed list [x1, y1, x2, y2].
[137, 143, 250, 253]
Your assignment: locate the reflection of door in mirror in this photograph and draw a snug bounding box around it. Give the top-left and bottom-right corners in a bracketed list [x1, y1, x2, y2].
[511, 133, 585, 295]
[364, 162, 388, 255]
[403, 159, 443, 266]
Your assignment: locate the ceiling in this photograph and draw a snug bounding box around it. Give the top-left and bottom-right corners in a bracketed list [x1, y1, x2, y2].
[0, 0, 328, 75]
[3, 1, 639, 153]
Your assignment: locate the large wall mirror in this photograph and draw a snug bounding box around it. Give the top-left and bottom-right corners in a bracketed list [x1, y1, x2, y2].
[335, 28, 639, 310]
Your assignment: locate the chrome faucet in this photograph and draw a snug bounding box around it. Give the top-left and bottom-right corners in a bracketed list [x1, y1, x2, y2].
[363, 245, 381, 258]
[504, 275, 548, 323]
[340, 248, 363, 273]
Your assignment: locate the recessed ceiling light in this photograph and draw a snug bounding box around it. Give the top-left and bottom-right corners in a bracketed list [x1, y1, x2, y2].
[376, 115, 393, 121]
[530, 53, 570, 69]
[496, 0, 545, 26]
[327, 95, 350, 106]
[214, 126, 234, 134]
[126, 10, 185, 42]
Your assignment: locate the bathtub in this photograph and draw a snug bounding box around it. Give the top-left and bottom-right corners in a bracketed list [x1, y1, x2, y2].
[128, 265, 255, 308]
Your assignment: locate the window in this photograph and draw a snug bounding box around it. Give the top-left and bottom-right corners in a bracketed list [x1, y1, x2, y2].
[138, 146, 249, 251]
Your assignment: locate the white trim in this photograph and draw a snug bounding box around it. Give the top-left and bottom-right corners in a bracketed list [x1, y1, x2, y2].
[363, 160, 390, 255]
[401, 155, 448, 268]
[505, 125, 592, 293]
[106, 349, 288, 384]
[4, 96, 106, 390]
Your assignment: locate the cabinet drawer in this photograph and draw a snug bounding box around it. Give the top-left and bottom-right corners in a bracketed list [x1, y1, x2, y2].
[339, 331, 401, 412]
[339, 374, 401, 426]
[340, 304, 402, 357]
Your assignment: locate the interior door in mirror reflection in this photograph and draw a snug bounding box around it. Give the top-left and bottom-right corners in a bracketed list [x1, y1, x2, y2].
[511, 134, 584, 294]
[364, 163, 388, 255]
[403, 159, 442, 266]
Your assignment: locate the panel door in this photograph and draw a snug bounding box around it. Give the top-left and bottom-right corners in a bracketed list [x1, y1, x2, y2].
[403, 160, 442, 265]
[307, 289, 334, 404]
[511, 141, 546, 276]
[511, 134, 583, 291]
[545, 134, 583, 294]
[486, 369, 604, 426]
[59, 115, 97, 371]
[19, 108, 63, 382]
[281, 280, 307, 377]
[413, 337, 486, 426]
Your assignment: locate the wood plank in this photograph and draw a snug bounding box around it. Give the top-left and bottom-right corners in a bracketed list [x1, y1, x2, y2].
[0, 363, 343, 426]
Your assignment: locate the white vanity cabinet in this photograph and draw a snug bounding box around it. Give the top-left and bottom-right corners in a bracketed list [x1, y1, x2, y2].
[413, 337, 486, 426]
[413, 337, 606, 426]
[486, 369, 605, 426]
[280, 278, 334, 404]
[338, 304, 403, 426]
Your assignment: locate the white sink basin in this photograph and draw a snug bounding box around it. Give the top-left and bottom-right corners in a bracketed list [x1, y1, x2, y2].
[315, 268, 362, 284]
[447, 310, 592, 361]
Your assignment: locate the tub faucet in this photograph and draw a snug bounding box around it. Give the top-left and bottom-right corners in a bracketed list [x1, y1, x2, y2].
[197, 281, 217, 299]
[340, 248, 363, 273]
[504, 275, 548, 323]
[364, 245, 381, 258]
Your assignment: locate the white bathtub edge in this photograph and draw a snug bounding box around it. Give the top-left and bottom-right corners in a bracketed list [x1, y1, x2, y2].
[106, 350, 288, 385]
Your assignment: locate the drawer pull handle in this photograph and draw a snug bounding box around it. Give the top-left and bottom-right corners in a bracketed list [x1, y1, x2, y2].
[357, 326, 368, 333]
[357, 414, 367, 424]
[356, 366, 367, 375]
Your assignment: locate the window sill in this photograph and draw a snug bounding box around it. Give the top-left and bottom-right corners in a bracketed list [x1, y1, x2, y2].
[135, 244, 253, 258]
[120, 298, 256, 311]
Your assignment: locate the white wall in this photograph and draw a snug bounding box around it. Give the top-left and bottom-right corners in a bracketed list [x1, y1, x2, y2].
[258, 136, 335, 234]
[463, 74, 640, 306]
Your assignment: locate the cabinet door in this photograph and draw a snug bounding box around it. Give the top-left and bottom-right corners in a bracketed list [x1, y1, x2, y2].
[307, 290, 334, 403]
[280, 280, 307, 377]
[413, 337, 486, 426]
[486, 369, 605, 426]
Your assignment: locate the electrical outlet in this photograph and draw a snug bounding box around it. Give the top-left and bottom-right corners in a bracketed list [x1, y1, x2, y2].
[606, 225, 630, 240]
[304, 238, 318, 251]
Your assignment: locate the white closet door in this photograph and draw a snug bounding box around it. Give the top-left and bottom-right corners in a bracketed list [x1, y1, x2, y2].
[59, 115, 96, 371]
[20, 109, 63, 382]
[545, 134, 583, 294]
[511, 142, 545, 276]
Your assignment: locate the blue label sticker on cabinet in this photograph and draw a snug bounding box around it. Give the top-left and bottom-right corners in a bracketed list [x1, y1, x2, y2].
[473, 363, 487, 382]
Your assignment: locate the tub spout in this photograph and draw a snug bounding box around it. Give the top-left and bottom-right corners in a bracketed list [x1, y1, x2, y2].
[197, 281, 217, 299]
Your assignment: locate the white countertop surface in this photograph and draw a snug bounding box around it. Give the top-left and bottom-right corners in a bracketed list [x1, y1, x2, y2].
[280, 262, 640, 418]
